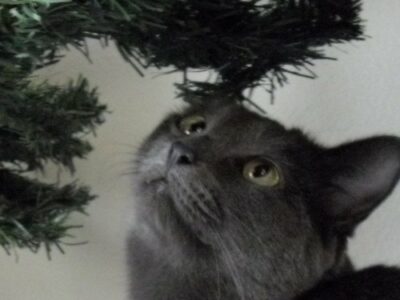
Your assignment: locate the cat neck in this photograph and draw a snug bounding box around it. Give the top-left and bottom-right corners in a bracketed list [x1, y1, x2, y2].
[132, 223, 317, 300]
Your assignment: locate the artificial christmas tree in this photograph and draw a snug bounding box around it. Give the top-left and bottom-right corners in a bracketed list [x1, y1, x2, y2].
[0, 0, 363, 255]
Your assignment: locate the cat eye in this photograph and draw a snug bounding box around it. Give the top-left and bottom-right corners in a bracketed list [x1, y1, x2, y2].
[243, 159, 282, 187]
[178, 115, 206, 135]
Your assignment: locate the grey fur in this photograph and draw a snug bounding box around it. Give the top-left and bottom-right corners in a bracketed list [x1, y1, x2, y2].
[127, 102, 400, 300]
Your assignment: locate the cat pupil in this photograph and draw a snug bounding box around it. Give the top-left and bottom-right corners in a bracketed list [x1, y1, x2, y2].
[252, 164, 270, 178]
[190, 122, 206, 133]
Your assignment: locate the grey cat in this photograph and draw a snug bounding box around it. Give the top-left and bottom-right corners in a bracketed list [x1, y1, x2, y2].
[127, 99, 400, 300]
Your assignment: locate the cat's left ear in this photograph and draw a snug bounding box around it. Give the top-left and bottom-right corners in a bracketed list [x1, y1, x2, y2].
[320, 136, 400, 233]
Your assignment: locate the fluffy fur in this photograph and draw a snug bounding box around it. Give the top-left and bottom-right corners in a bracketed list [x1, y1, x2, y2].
[127, 100, 400, 300]
[298, 266, 400, 300]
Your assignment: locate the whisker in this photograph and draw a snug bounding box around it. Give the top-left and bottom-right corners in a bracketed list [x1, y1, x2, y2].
[111, 142, 142, 150]
[213, 249, 222, 300]
[214, 232, 247, 300]
[228, 212, 269, 250]
[119, 171, 140, 177]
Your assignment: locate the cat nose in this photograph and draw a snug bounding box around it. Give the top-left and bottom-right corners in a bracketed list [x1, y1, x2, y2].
[168, 142, 196, 165]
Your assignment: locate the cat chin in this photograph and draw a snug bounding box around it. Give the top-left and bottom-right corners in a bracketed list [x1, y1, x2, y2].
[136, 178, 205, 235]
[139, 183, 218, 246]
[136, 163, 168, 196]
[150, 178, 169, 195]
[135, 158, 222, 246]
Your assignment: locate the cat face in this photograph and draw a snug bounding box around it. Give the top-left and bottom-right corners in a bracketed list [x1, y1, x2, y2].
[133, 101, 400, 299]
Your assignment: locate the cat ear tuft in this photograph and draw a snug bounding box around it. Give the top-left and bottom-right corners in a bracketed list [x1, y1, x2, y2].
[320, 136, 400, 233]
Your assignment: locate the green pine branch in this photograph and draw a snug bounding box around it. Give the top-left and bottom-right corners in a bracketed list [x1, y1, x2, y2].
[0, 72, 106, 255]
[1, 0, 364, 98]
[0, 169, 95, 256]
[0, 76, 106, 172]
[0, 0, 364, 255]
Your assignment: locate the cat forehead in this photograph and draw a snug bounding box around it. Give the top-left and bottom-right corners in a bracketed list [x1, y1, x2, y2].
[178, 104, 300, 154]
[185, 104, 284, 133]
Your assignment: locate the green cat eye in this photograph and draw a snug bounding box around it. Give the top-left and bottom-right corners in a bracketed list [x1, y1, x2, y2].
[179, 115, 206, 135]
[243, 159, 281, 187]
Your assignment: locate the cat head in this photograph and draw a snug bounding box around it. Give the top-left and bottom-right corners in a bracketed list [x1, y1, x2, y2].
[133, 100, 400, 299]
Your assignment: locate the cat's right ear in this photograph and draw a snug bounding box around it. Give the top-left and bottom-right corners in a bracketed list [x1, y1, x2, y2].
[319, 136, 400, 234]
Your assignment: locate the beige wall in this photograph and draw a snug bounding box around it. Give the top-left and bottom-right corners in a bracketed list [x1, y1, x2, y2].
[1, 0, 400, 299]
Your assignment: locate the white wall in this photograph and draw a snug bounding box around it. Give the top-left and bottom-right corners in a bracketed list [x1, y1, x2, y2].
[0, 0, 400, 299]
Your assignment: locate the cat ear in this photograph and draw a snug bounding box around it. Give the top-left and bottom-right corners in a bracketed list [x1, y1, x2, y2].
[320, 136, 400, 233]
